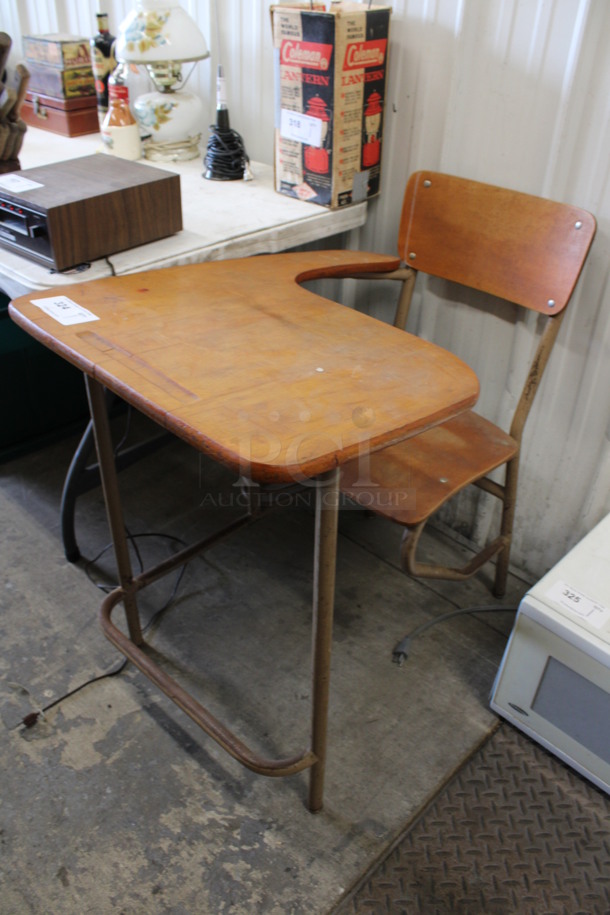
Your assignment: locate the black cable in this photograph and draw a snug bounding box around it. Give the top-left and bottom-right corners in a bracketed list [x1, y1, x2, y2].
[204, 109, 250, 181]
[204, 124, 249, 180]
[392, 604, 517, 665]
[21, 658, 130, 727]
[84, 528, 186, 593]
[111, 404, 132, 459]
[22, 530, 189, 728]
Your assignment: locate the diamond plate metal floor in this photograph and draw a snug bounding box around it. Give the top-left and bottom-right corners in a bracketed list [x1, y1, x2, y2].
[331, 723, 610, 915]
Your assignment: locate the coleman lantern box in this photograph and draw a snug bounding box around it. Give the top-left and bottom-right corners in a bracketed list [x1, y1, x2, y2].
[271, 2, 391, 209]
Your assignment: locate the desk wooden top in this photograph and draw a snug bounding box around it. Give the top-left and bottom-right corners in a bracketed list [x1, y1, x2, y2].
[9, 251, 479, 482]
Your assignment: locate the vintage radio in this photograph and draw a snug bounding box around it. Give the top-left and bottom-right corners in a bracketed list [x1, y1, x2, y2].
[0, 154, 182, 270]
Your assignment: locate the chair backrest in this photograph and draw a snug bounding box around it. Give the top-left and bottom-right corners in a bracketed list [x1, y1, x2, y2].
[396, 171, 596, 441]
[398, 171, 596, 316]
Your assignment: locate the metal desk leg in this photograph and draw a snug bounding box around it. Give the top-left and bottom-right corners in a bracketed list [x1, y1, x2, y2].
[84, 376, 142, 645]
[308, 467, 340, 813]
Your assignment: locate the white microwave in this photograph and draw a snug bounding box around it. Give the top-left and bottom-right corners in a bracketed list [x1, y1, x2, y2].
[490, 513, 610, 794]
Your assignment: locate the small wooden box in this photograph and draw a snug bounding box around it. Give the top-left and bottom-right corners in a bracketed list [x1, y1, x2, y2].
[21, 92, 99, 137]
[23, 34, 92, 69]
[27, 63, 96, 100]
[0, 154, 182, 270]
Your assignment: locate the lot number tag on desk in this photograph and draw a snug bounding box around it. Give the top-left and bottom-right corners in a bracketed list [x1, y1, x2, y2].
[31, 295, 99, 326]
[0, 175, 44, 193]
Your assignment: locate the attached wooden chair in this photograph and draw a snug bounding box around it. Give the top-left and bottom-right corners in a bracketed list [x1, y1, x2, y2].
[339, 171, 596, 596]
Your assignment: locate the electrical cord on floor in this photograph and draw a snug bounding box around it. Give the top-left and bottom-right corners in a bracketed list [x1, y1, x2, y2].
[111, 402, 133, 457]
[83, 527, 187, 598]
[392, 604, 518, 666]
[21, 529, 188, 729]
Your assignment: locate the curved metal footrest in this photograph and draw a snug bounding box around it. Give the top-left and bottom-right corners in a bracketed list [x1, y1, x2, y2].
[400, 524, 509, 582]
[98, 513, 317, 779]
[101, 587, 316, 778]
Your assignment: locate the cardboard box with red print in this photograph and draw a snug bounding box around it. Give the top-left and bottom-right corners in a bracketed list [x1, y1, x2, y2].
[271, 2, 391, 208]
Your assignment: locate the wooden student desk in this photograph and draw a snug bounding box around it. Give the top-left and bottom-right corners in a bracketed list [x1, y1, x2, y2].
[9, 251, 479, 811]
[0, 128, 369, 561]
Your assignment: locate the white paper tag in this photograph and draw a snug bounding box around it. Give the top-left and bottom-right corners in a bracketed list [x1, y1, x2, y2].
[546, 579, 610, 630]
[31, 295, 99, 326]
[280, 109, 324, 147]
[0, 175, 44, 192]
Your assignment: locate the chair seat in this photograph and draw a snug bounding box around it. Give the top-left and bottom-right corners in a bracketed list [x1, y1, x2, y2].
[340, 410, 518, 526]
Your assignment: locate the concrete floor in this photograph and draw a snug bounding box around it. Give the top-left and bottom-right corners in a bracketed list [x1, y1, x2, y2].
[0, 415, 530, 914]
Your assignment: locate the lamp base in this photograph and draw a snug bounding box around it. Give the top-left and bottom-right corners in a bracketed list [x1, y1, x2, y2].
[134, 89, 203, 161]
[143, 134, 201, 162]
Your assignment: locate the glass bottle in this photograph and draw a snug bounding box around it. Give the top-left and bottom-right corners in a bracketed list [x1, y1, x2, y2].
[101, 84, 142, 160]
[108, 61, 151, 141]
[108, 60, 130, 98]
[90, 12, 117, 129]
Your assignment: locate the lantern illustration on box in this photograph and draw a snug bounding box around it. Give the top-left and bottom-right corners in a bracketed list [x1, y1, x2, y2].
[304, 95, 331, 175]
[362, 91, 382, 167]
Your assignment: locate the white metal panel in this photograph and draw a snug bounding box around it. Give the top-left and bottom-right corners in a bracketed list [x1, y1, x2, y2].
[2, 0, 609, 580]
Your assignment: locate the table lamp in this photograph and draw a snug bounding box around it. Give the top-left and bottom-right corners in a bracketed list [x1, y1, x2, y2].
[115, 0, 210, 161]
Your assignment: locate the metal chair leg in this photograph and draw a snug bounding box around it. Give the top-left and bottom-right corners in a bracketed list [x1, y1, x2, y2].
[493, 459, 518, 597]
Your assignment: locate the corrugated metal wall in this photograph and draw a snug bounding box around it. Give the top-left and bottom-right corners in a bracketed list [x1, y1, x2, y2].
[3, 0, 609, 580]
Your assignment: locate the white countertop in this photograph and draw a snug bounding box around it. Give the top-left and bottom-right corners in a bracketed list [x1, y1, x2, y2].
[0, 128, 367, 296]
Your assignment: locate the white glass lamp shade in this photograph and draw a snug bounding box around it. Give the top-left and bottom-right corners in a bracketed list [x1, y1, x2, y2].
[116, 0, 210, 65]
